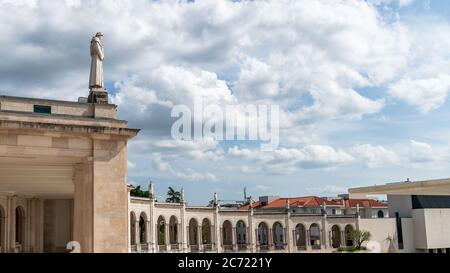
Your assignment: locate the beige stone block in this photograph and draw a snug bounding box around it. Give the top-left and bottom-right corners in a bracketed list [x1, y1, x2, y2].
[17, 135, 52, 147]
[52, 137, 69, 149]
[68, 138, 91, 150]
[0, 134, 17, 145]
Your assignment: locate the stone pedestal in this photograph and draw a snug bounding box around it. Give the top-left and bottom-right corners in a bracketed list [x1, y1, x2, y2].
[88, 88, 109, 104]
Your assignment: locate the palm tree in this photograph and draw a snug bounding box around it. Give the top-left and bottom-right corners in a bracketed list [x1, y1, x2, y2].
[166, 187, 181, 203]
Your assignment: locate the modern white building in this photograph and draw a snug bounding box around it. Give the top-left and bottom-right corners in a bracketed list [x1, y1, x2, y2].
[350, 178, 450, 253]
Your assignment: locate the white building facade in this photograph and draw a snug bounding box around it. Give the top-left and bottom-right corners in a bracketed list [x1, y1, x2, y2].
[128, 187, 390, 253]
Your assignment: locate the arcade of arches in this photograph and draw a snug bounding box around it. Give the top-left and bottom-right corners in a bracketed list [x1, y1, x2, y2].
[128, 197, 358, 253]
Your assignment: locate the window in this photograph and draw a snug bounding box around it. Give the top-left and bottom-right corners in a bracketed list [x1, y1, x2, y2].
[33, 105, 51, 114]
[377, 210, 384, 218]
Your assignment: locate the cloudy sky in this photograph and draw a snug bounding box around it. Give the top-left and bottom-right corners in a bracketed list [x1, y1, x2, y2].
[2, 0, 450, 204]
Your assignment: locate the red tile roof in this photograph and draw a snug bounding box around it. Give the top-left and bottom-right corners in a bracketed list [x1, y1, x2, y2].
[239, 196, 387, 210]
[240, 196, 340, 210]
[342, 198, 387, 208]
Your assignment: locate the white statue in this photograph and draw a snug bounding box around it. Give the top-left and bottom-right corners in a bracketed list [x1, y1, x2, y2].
[89, 32, 105, 89]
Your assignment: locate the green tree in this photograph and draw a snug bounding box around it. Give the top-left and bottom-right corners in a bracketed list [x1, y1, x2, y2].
[166, 187, 181, 203]
[130, 185, 151, 198]
[350, 230, 372, 250]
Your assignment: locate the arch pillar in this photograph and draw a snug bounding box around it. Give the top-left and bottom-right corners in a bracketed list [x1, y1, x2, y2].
[214, 206, 221, 253]
[197, 225, 202, 251]
[232, 226, 237, 251]
[149, 199, 155, 253]
[146, 220, 151, 250]
[135, 220, 140, 252]
[8, 196, 17, 253]
[305, 229, 311, 251]
[165, 223, 170, 251]
[268, 227, 273, 250]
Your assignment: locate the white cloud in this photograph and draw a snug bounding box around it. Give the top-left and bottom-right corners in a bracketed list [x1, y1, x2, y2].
[389, 74, 450, 113]
[368, 0, 414, 7]
[350, 144, 399, 168]
[152, 153, 217, 183]
[398, 0, 415, 7]
[306, 185, 348, 196]
[407, 140, 434, 163]
[229, 145, 354, 173]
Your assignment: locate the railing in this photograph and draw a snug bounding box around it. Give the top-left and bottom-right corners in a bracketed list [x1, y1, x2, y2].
[238, 244, 247, 251]
[158, 245, 167, 252]
[311, 244, 321, 250]
[297, 245, 307, 251]
[171, 244, 179, 250]
[203, 244, 213, 251]
[190, 245, 199, 252]
[15, 244, 22, 253]
[223, 245, 234, 252]
[131, 244, 138, 252]
[140, 244, 149, 253]
[259, 244, 270, 251]
[274, 244, 285, 250]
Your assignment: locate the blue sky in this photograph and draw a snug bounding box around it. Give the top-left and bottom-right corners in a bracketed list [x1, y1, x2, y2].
[2, 0, 450, 205]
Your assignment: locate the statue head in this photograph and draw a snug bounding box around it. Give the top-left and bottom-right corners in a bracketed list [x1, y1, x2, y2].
[93, 32, 104, 43]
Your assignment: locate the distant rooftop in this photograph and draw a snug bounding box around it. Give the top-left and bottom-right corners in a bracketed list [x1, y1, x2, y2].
[239, 195, 387, 210]
[349, 178, 450, 196]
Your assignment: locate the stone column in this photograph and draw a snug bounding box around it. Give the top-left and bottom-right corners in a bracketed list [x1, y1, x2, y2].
[268, 228, 273, 250]
[322, 204, 328, 249]
[4, 195, 12, 253]
[146, 220, 151, 250]
[25, 199, 30, 252]
[150, 200, 155, 252]
[165, 223, 170, 251]
[155, 223, 159, 251]
[135, 220, 140, 252]
[248, 207, 255, 252]
[219, 227, 223, 249]
[197, 225, 202, 252]
[181, 203, 186, 252]
[356, 204, 361, 231]
[177, 223, 182, 250]
[127, 187, 131, 253]
[73, 160, 93, 253]
[9, 196, 17, 252]
[232, 227, 237, 251]
[186, 226, 190, 252]
[211, 225, 215, 250]
[255, 228, 259, 252]
[214, 206, 221, 253]
[0, 204, 5, 253]
[285, 214, 291, 253]
[292, 229, 297, 249]
[306, 230, 311, 251]
[34, 199, 44, 253]
[92, 139, 129, 253]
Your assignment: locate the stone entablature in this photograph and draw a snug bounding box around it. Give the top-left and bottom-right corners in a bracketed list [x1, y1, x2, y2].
[0, 95, 117, 119]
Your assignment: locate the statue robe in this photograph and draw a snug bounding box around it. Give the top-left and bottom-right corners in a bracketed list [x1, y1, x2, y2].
[89, 37, 104, 89]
